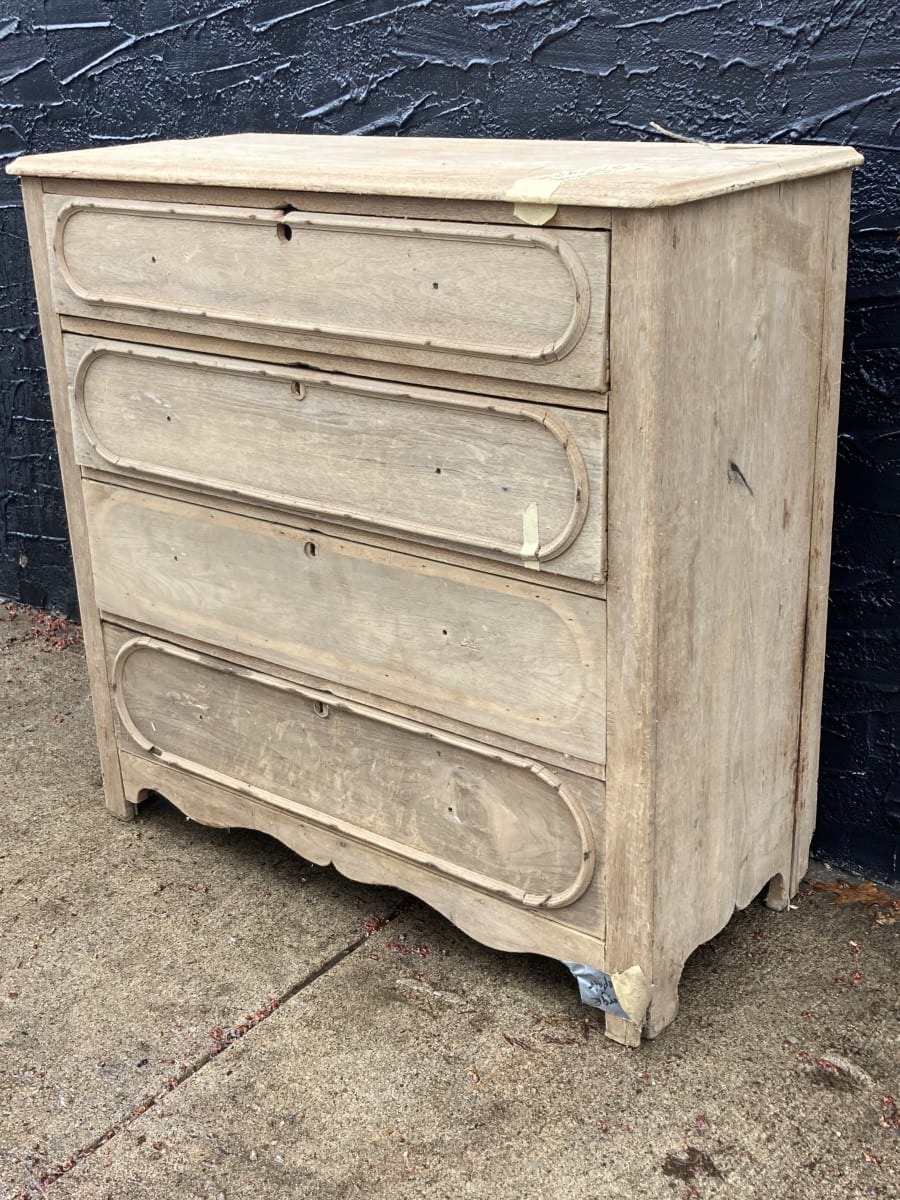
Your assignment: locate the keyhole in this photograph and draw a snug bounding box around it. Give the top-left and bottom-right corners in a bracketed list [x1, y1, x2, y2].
[276, 222, 293, 242]
[304, 541, 317, 558]
[313, 700, 330, 719]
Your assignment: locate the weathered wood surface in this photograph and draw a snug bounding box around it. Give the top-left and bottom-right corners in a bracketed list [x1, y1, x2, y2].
[108, 629, 601, 912]
[10, 133, 860, 209]
[788, 170, 854, 901]
[61, 315, 605, 411]
[18, 179, 133, 820]
[46, 195, 610, 395]
[85, 480, 607, 764]
[101, 612, 604, 783]
[11, 137, 857, 1045]
[65, 334, 607, 583]
[117, 749, 609, 957]
[40, 177, 616, 228]
[603, 173, 854, 1039]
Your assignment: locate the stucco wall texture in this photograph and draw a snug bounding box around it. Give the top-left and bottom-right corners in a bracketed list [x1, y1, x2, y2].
[0, 0, 897, 880]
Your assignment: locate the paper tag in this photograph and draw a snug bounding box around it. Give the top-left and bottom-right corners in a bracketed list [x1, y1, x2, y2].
[563, 962, 653, 1027]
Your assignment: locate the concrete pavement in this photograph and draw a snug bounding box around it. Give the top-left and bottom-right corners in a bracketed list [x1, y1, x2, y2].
[1, 606, 897, 1199]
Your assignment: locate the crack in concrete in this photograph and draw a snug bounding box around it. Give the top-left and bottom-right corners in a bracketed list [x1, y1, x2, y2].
[9, 896, 410, 1199]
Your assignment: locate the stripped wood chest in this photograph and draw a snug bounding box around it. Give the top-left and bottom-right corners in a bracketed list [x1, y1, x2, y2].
[9, 135, 860, 1042]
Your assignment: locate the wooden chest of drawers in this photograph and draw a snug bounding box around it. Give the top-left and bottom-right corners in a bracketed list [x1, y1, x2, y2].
[10, 135, 860, 1043]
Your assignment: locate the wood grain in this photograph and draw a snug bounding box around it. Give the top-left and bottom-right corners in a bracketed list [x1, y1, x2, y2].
[604, 174, 853, 1040]
[39, 177, 615, 228]
[101, 613, 605, 783]
[9, 133, 861, 209]
[81, 465, 605, 605]
[84, 480, 607, 764]
[18, 179, 132, 820]
[60, 315, 607, 411]
[788, 170, 854, 898]
[45, 194, 610, 396]
[109, 630, 598, 910]
[64, 334, 607, 584]
[118, 749, 609, 960]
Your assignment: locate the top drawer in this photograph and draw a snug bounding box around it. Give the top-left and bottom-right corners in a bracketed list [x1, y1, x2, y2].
[43, 195, 610, 402]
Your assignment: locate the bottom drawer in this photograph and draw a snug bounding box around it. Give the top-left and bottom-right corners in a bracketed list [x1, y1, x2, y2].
[106, 626, 604, 916]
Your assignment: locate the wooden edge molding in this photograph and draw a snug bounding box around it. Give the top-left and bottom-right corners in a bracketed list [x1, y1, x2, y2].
[119, 752, 608, 968]
[71, 340, 592, 563]
[52, 198, 595, 364]
[111, 636, 597, 910]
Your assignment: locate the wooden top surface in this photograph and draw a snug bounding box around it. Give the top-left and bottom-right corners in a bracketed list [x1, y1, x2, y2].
[6, 134, 861, 208]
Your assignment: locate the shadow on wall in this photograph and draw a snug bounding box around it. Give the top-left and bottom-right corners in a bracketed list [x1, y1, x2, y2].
[0, 0, 897, 878]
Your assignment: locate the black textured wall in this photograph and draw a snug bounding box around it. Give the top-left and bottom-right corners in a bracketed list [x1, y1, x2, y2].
[1, 0, 897, 880]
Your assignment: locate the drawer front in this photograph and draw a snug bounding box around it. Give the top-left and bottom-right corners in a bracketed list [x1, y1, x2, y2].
[83, 481, 606, 764]
[46, 195, 610, 398]
[66, 336, 606, 583]
[107, 630, 602, 911]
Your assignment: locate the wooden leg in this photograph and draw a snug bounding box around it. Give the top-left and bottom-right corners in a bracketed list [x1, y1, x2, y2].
[604, 1013, 641, 1046]
[642, 964, 682, 1039]
[765, 871, 792, 911]
[565, 961, 666, 1046]
[603, 960, 683, 1044]
[565, 961, 644, 1045]
[104, 778, 140, 822]
[105, 794, 137, 821]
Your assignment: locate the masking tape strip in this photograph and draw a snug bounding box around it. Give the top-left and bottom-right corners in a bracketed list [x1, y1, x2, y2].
[610, 965, 653, 1028]
[513, 201, 559, 226]
[521, 501, 540, 571]
[563, 962, 652, 1027]
[505, 164, 637, 225]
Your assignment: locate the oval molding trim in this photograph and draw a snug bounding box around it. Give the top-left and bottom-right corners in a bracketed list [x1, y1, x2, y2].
[73, 341, 591, 564]
[54, 199, 593, 365]
[112, 637, 597, 910]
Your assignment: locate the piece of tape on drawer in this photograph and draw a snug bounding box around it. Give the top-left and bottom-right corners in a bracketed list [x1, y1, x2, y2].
[512, 200, 559, 226]
[564, 962, 652, 1026]
[508, 177, 563, 226]
[506, 164, 635, 225]
[521, 502, 540, 570]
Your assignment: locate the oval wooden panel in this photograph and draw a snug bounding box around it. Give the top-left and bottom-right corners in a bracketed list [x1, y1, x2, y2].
[83, 481, 606, 764]
[112, 636, 597, 909]
[54, 199, 594, 363]
[68, 338, 606, 579]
